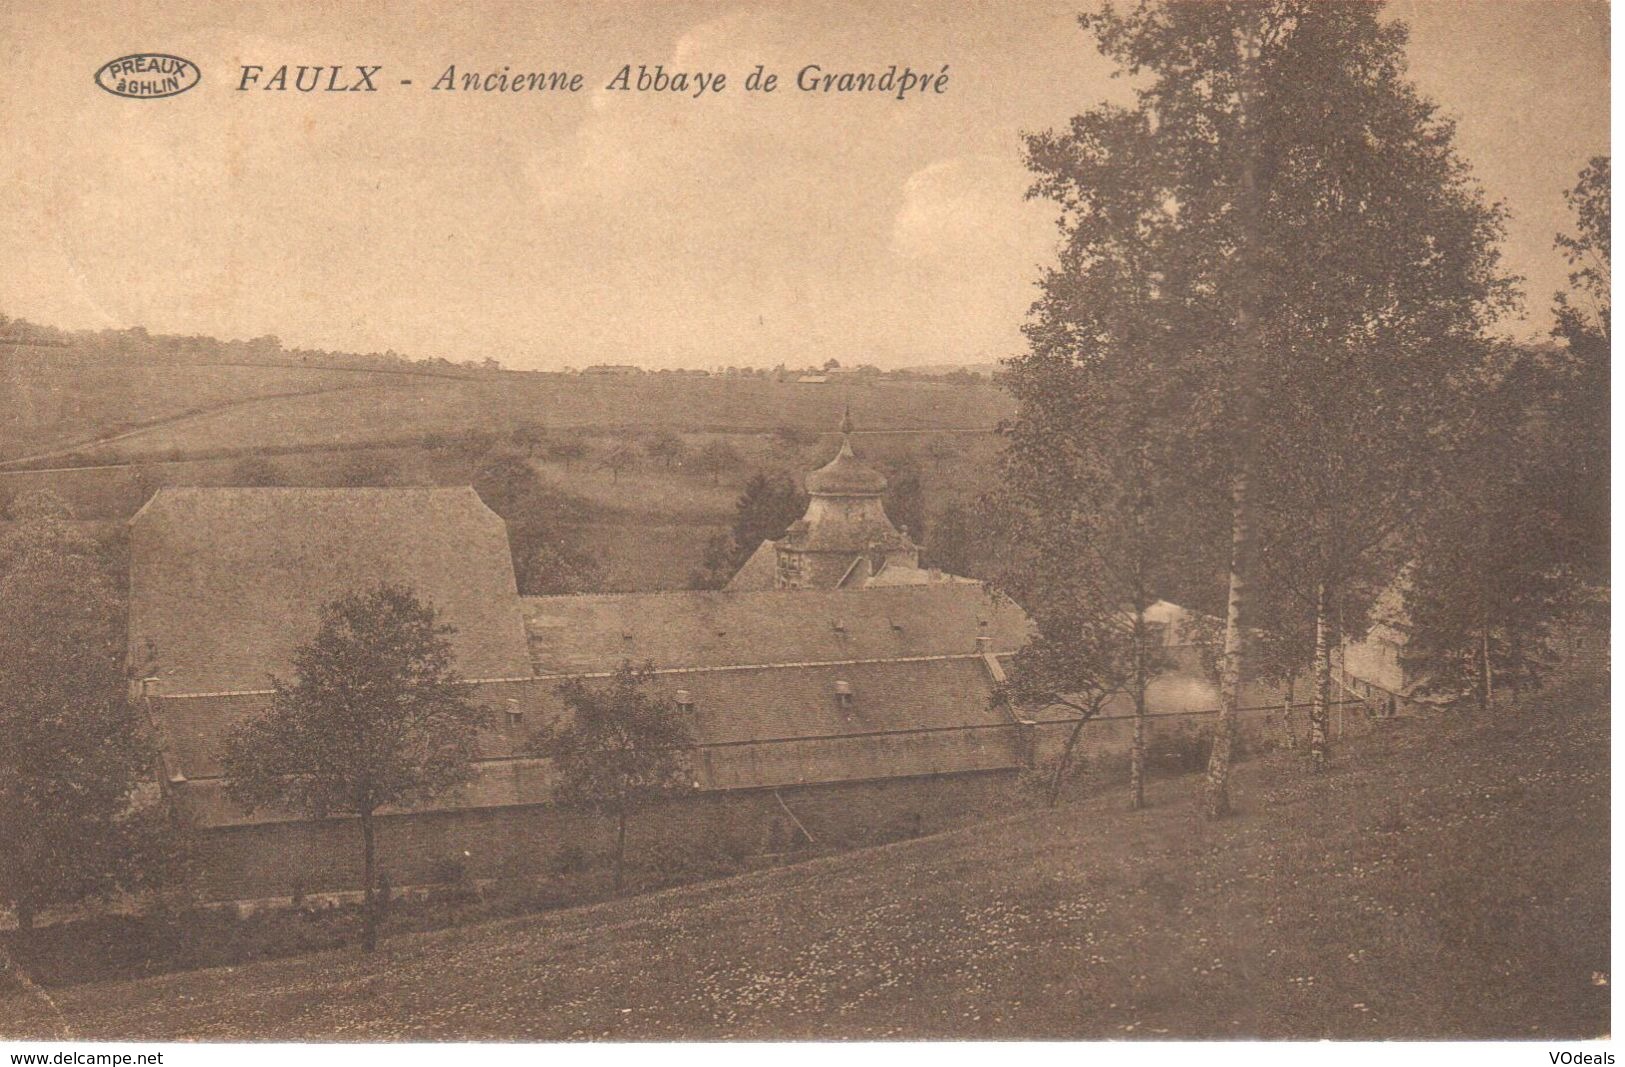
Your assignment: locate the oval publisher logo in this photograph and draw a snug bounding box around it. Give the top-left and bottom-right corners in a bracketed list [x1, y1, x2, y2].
[95, 54, 200, 99]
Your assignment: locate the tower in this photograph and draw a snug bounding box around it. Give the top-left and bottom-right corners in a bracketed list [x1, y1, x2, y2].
[773, 409, 920, 589]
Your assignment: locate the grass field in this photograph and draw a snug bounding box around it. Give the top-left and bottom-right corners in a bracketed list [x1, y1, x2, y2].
[0, 363, 417, 462]
[16, 369, 1010, 467]
[0, 678, 1606, 1041]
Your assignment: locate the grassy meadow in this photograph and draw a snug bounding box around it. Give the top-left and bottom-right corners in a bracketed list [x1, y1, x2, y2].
[1, 678, 1606, 1040]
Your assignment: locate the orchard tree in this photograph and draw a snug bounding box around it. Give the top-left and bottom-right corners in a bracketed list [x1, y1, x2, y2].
[694, 439, 743, 485]
[1021, 0, 1511, 814]
[510, 421, 547, 458]
[644, 431, 689, 472]
[602, 440, 641, 484]
[534, 664, 695, 893]
[0, 491, 167, 932]
[222, 584, 486, 951]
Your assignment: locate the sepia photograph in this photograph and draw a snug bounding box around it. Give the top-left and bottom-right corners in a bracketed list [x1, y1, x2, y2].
[0, 0, 1611, 1052]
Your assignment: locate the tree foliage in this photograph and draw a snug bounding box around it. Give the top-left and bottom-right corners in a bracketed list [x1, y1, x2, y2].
[1017, 0, 1512, 810]
[694, 439, 743, 484]
[474, 450, 606, 595]
[532, 663, 695, 892]
[222, 583, 486, 949]
[0, 490, 167, 930]
[690, 471, 808, 588]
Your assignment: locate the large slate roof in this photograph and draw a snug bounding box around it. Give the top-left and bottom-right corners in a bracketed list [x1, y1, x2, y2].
[520, 583, 1030, 674]
[130, 493, 1038, 829]
[128, 487, 532, 695]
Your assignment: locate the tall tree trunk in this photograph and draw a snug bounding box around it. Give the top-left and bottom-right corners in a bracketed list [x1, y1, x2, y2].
[1310, 581, 1332, 772]
[1203, 20, 1262, 821]
[1205, 464, 1253, 819]
[613, 808, 628, 894]
[360, 809, 378, 953]
[1129, 459, 1150, 811]
[1130, 605, 1148, 811]
[1049, 713, 1090, 808]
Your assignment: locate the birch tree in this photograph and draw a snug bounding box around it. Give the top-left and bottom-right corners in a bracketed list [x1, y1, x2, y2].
[1019, 1, 1511, 813]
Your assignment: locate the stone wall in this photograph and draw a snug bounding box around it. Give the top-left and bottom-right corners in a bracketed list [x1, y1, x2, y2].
[185, 770, 1027, 903]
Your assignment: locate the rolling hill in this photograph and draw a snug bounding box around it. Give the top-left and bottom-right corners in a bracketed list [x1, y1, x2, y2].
[0, 678, 1606, 1041]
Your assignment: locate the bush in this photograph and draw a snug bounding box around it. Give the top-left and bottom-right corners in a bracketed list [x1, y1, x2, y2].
[1149, 722, 1211, 774]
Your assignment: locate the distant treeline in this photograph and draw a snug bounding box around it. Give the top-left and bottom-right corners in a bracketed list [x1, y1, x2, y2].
[0, 315, 499, 375]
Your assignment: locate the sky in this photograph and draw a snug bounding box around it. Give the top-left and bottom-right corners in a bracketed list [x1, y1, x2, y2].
[0, 0, 1609, 370]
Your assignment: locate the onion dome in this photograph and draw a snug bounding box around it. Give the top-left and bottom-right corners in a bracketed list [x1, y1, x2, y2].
[805, 408, 888, 496]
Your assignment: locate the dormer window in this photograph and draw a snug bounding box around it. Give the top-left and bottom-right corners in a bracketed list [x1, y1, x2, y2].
[676, 689, 694, 713]
[835, 680, 853, 710]
[506, 708, 524, 727]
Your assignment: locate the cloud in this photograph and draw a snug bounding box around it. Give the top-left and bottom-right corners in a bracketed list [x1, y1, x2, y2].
[890, 155, 1051, 265]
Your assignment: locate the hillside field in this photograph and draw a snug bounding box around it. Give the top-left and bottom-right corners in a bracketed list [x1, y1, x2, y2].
[3, 364, 1011, 468]
[0, 678, 1606, 1041]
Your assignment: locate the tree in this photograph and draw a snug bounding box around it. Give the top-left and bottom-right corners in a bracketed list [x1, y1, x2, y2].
[1023, 1, 1512, 814]
[509, 421, 547, 458]
[545, 437, 591, 469]
[731, 472, 807, 556]
[924, 499, 995, 579]
[602, 440, 641, 483]
[227, 455, 287, 487]
[687, 471, 808, 588]
[883, 465, 926, 546]
[474, 451, 606, 595]
[0, 491, 166, 932]
[694, 439, 743, 485]
[533, 664, 695, 893]
[998, 614, 1138, 808]
[1548, 156, 1610, 579]
[768, 425, 810, 467]
[992, 366, 1200, 810]
[1402, 351, 1586, 709]
[644, 431, 688, 471]
[222, 584, 486, 951]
